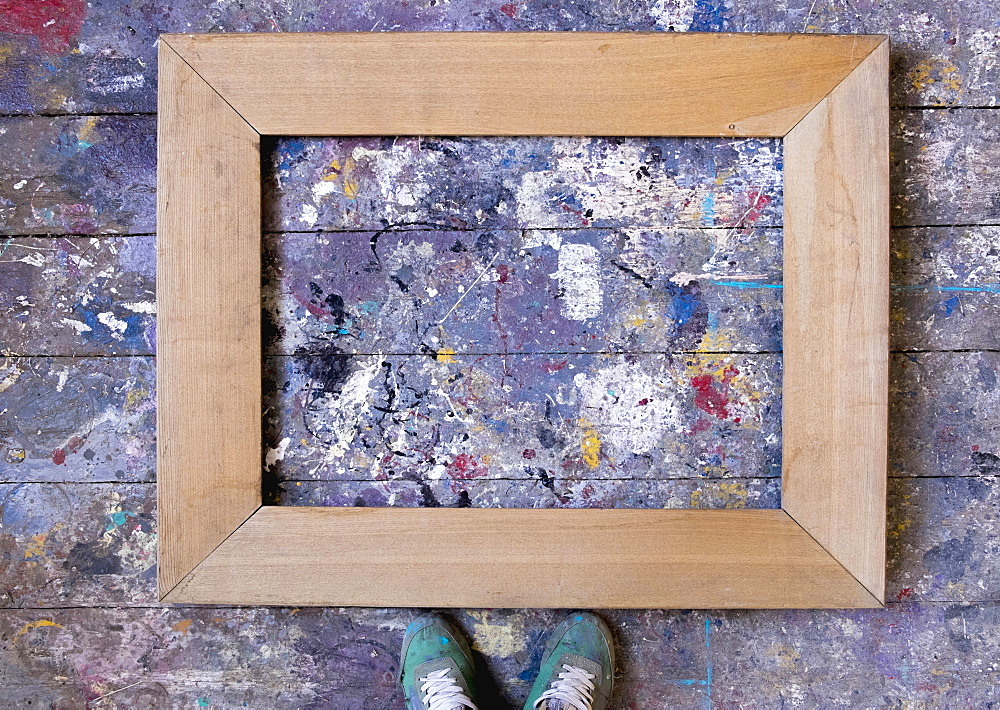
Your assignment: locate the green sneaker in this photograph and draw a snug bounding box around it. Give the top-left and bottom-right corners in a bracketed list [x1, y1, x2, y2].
[400, 613, 479, 710]
[523, 612, 615, 710]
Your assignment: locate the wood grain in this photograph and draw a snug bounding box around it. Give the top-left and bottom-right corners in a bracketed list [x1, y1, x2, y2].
[164, 507, 881, 608]
[782, 40, 890, 602]
[161, 32, 884, 137]
[156, 43, 263, 597]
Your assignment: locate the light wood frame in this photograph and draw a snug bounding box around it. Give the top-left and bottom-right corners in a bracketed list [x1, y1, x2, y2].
[157, 32, 889, 608]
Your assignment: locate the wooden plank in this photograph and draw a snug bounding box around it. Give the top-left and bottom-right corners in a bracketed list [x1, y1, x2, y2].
[0, 357, 156, 483]
[279, 478, 782, 510]
[163, 32, 885, 137]
[165, 507, 880, 608]
[0, 115, 156, 235]
[264, 353, 782, 484]
[263, 228, 784, 356]
[781, 41, 890, 601]
[155, 43, 262, 597]
[264, 135, 784, 231]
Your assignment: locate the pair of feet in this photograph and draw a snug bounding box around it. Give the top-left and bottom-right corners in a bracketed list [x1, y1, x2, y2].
[399, 612, 615, 710]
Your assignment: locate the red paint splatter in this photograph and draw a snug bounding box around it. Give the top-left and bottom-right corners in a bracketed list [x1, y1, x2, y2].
[304, 301, 327, 317]
[522, 449, 536, 459]
[52, 448, 66, 465]
[0, 0, 87, 53]
[973, 445, 980, 452]
[496, 263, 511, 284]
[499, 2, 518, 18]
[66, 436, 84, 453]
[448, 453, 483, 479]
[688, 418, 712, 435]
[543, 359, 568, 374]
[896, 587, 914, 601]
[691, 374, 730, 419]
[730, 189, 772, 231]
[636, 398, 649, 406]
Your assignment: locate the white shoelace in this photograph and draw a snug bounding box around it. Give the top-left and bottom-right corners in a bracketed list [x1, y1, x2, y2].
[533, 663, 597, 710]
[419, 668, 478, 710]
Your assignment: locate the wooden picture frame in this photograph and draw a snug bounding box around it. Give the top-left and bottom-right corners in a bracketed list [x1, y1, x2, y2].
[157, 32, 889, 608]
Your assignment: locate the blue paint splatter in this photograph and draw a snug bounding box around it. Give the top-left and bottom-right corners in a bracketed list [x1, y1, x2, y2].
[714, 280, 782, 289]
[690, 0, 730, 32]
[940, 295, 960, 316]
[72, 294, 148, 350]
[666, 283, 701, 331]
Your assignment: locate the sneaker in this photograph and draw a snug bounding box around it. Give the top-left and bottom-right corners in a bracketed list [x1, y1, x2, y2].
[400, 613, 479, 710]
[523, 612, 615, 710]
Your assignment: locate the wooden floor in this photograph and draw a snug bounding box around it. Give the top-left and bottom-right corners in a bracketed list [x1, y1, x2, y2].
[2, 0, 1000, 707]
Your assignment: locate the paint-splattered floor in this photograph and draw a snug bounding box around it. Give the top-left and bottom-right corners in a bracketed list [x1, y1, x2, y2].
[2, 1, 1000, 707]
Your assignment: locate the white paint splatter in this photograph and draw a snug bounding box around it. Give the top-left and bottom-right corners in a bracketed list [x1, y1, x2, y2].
[265, 437, 291, 470]
[550, 243, 602, 321]
[61, 318, 92, 333]
[300, 204, 319, 227]
[89, 73, 145, 96]
[649, 0, 697, 30]
[967, 29, 999, 107]
[574, 360, 682, 455]
[121, 301, 156, 314]
[312, 180, 340, 199]
[669, 271, 771, 286]
[352, 141, 436, 216]
[97, 312, 128, 333]
[521, 229, 563, 251]
[13, 180, 26, 190]
[14, 251, 46, 268]
[317, 355, 384, 460]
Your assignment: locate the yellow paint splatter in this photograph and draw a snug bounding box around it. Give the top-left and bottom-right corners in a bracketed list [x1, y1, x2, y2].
[436, 347, 457, 364]
[23, 533, 50, 564]
[691, 482, 750, 509]
[23, 523, 62, 565]
[125, 387, 148, 411]
[0, 361, 24, 393]
[714, 167, 735, 185]
[889, 518, 911, 539]
[909, 58, 963, 99]
[324, 157, 360, 199]
[171, 619, 194, 635]
[11, 619, 63, 644]
[77, 116, 99, 144]
[466, 611, 526, 656]
[579, 418, 601, 469]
